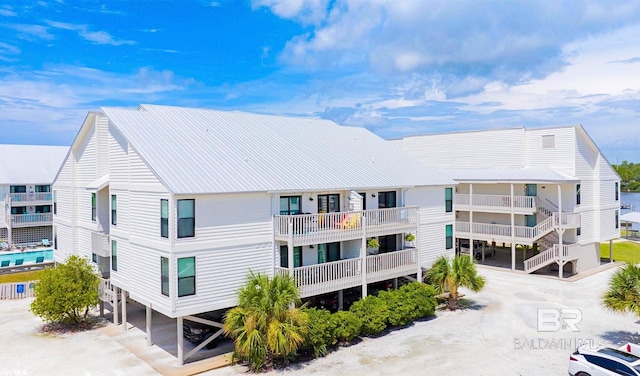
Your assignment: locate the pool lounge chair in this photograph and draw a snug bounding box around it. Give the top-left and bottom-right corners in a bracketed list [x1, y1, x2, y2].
[1, 260, 9, 267]
[41, 239, 50, 247]
[35, 256, 45, 263]
[15, 259, 24, 266]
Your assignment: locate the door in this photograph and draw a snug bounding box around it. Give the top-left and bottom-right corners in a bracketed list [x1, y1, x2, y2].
[525, 184, 537, 196]
[525, 214, 536, 227]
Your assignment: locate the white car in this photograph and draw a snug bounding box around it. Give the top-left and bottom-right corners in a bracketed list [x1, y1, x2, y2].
[569, 343, 640, 376]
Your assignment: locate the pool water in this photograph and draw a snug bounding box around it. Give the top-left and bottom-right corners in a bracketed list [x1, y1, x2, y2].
[0, 249, 53, 264]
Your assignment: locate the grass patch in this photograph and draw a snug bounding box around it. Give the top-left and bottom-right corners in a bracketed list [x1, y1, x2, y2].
[0, 269, 46, 283]
[600, 241, 640, 263]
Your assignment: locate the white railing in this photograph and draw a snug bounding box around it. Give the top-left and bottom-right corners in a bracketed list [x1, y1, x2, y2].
[524, 243, 580, 273]
[457, 215, 555, 243]
[555, 213, 581, 228]
[278, 258, 362, 297]
[524, 246, 557, 272]
[455, 194, 535, 210]
[366, 249, 418, 283]
[10, 192, 52, 203]
[0, 280, 37, 300]
[11, 213, 53, 226]
[92, 232, 111, 257]
[274, 206, 418, 245]
[98, 278, 115, 303]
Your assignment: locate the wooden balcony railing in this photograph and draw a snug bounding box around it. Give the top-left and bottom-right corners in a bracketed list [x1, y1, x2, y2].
[274, 206, 418, 246]
[10, 192, 52, 204]
[11, 213, 52, 227]
[276, 248, 419, 298]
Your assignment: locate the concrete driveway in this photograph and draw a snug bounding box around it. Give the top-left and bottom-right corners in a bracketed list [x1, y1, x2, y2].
[1, 263, 638, 376]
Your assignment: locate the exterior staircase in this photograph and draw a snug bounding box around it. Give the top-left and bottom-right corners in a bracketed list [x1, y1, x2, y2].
[524, 242, 580, 274]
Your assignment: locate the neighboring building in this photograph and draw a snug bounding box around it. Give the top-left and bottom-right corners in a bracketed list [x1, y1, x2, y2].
[0, 144, 68, 246]
[390, 125, 620, 277]
[53, 104, 456, 364]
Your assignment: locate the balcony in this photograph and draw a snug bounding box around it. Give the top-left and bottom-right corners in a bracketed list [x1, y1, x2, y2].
[275, 248, 419, 298]
[11, 213, 53, 227]
[92, 232, 110, 258]
[456, 212, 580, 245]
[274, 207, 418, 246]
[455, 194, 536, 214]
[10, 192, 52, 206]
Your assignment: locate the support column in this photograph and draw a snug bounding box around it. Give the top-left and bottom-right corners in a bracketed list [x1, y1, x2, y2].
[121, 289, 127, 332]
[287, 219, 294, 275]
[609, 239, 613, 263]
[113, 287, 119, 325]
[416, 207, 422, 282]
[337, 290, 344, 310]
[146, 305, 153, 346]
[469, 184, 474, 260]
[100, 301, 104, 317]
[481, 241, 485, 262]
[393, 277, 398, 289]
[177, 316, 184, 366]
[361, 215, 368, 298]
[511, 184, 515, 271]
[558, 184, 564, 279]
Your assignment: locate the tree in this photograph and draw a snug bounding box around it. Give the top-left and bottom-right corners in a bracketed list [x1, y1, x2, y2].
[603, 262, 640, 317]
[30, 255, 100, 325]
[426, 255, 486, 310]
[223, 272, 308, 372]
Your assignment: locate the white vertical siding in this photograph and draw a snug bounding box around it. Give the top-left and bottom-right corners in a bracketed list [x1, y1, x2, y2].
[97, 115, 110, 176]
[405, 186, 456, 267]
[524, 127, 575, 176]
[398, 128, 525, 168]
[575, 130, 598, 178]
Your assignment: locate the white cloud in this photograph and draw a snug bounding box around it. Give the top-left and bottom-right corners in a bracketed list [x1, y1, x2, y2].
[252, 0, 330, 25]
[0, 41, 20, 62]
[46, 20, 135, 46]
[0, 8, 17, 17]
[9, 23, 55, 40]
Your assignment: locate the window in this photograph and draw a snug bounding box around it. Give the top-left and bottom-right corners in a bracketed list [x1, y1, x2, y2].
[177, 199, 195, 238]
[615, 182, 619, 201]
[161, 257, 169, 296]
[111, 195, 117, 225]
[160, 199, 169, 238]
[446, 225, 453, 249]
[35, 205, 50, 213]
[92, 253, 97, 263]
[53, 191, 57, 215]
[318, 194, 340, 213]
[577, 227, 581, 236]
[177, 257, 195, 297]
[279, 196, 301, 215]
[53, 227, 57, 250]
[317, 243, 340, 263]
[111, 240, 117, 271]
[445, 187, 453, 212]
[35, 185, 50, 193]
[280, 246, 302, 268]
[378, 191, 397, 209]
[11, 207, 25, 215]
[576, 184, 581, 205]
[542, 135, 555, 149]
[91, 193, 97, 221]
[615, 210, 619, 229]
[10, 185, 26, 193]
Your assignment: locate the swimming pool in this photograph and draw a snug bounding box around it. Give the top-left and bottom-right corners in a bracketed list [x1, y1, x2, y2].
[0, 249, 53, 264]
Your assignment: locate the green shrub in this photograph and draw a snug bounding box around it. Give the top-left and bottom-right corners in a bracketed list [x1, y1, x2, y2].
[399, 282, 437, 320]
[302, 308, 338, 357]
[30, 255, 100, 325]
[377, 289, 415, 327]
[349, 295, 389, 335]
[332, 310, 362, 343]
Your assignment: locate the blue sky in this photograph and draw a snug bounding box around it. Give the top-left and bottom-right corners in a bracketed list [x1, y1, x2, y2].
[1, 0, 639, 163]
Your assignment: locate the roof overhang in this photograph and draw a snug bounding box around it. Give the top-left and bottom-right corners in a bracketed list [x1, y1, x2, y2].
[439, 167, 579, 184]
[621, 212, 640, 224]
[86, 174, 110, 191]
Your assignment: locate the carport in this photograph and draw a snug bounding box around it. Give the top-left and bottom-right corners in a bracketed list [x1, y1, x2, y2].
[621, 211, 640, 238]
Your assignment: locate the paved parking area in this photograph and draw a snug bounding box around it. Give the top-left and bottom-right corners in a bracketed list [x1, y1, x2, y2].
[1, 263, 638, 376]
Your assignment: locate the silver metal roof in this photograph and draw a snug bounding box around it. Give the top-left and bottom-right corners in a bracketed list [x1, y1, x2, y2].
[438, 166, 579, 183]
[101, 105, 456, 194]
[0, 144, 69, 185]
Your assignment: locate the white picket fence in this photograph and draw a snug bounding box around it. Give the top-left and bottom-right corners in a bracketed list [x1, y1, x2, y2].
[0, 280, 37, 300]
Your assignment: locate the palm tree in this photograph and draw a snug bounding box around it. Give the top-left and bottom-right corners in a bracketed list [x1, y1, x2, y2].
[426, 255, 486, 310]
[224, 271, 308, 372]
[603, 262, 640, 317]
